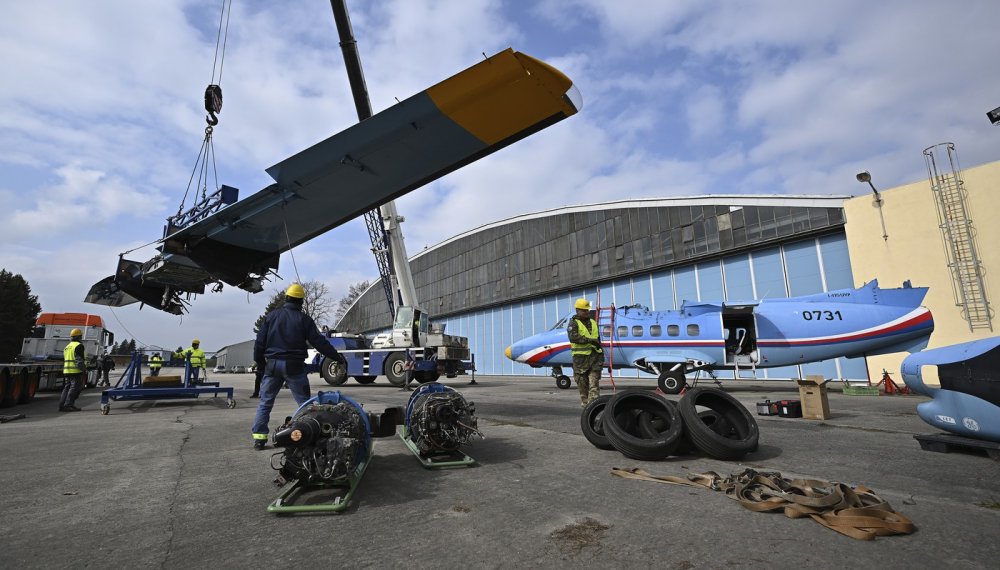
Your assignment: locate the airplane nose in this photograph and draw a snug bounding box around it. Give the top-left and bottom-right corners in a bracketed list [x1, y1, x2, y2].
[504, 345, 513, 360]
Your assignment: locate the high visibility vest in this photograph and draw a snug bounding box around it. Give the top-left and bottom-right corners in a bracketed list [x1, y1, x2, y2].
[149, 356, 162, 369]
[184, 347, 206, 368]
[570, 318, 601, 356]
[63, 341, 83, 374]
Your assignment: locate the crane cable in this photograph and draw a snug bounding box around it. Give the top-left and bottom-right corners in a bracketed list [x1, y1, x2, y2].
[176, 0, 234, 219]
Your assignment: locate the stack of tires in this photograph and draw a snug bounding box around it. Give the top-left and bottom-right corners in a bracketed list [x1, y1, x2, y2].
[581, 388, 759, 461]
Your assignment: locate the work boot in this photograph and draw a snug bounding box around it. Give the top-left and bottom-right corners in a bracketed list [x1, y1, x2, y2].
[65, 406, 82, 412]
[253, 440, 267, 451]
[58, 406, 68, 412]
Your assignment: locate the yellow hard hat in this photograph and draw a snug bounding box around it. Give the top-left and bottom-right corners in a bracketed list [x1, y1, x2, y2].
[286, 283, 306, 299]
[70, 328, 83, 337]
[574, 298, 592, 310]
[192, 339, 200, 345]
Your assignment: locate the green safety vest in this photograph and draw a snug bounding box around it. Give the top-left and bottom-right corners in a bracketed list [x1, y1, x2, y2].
[184, 347, 206, 368]
[63, 341, 83, 374]
[149, 356, 162, 369]
[570, 318, 601, 356]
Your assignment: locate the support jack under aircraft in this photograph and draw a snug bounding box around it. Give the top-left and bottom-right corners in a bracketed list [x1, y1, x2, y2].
[505, 280, 934, 393]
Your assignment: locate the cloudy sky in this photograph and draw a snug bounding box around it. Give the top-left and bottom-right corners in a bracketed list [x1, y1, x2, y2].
[2, 0, 999, 353]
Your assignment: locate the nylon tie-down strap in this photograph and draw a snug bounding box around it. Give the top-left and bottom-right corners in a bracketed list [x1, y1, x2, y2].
[611, 467, 915, 541]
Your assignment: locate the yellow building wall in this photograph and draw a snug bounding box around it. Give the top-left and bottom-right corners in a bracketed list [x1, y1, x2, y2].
[843, 157, 1000, 385]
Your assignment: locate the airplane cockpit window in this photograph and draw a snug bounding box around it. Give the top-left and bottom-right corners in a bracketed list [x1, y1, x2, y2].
[602, 325, 611, 338]
[667, 324, 680, 336]
[649, 325, 662, 337]
[617, 325, 628, 338]
[687, 324, 700, 336]
[632, 325, 643, 337]
[551, 317, 568, 331]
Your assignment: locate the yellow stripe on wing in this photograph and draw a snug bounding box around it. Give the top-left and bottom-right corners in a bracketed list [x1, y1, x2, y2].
[426, 48, 579, 145]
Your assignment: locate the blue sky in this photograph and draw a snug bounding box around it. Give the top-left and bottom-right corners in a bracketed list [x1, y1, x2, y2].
[2, 0, 999, 353]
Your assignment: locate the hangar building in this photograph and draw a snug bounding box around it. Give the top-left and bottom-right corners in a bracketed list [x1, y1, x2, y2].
[338, 195, 868, 381]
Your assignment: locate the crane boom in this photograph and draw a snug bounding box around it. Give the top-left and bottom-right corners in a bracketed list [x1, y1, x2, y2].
[330, 0, 417, 314]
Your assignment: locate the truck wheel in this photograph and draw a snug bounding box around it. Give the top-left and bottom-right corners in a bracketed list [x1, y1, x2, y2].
[657, 371, 686, 395]
[0, 369, 9, 407]
[353, 376, 377, 385]
[2, 369, 25, 408]
[320, 356, 348, 386]
[384, 353, 408, 387]
[18, 367, 40, 405]
[556, 375, 571, 389]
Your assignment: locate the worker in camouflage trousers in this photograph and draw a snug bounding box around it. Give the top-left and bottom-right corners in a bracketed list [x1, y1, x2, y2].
[567, 298, 603, 407]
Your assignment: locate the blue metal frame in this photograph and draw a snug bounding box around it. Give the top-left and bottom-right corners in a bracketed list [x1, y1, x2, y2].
[99, 350, 234, 411]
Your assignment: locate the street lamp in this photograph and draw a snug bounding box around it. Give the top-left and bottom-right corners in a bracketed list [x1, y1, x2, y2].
[856, 170, 888, 241]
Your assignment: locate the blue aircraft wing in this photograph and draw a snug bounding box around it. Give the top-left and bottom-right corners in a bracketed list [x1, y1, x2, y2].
[85, 49, 580, 314]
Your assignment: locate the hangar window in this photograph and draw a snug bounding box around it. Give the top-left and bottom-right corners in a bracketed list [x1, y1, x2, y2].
[649, 325, 662, 337]
[617, 326, 628, 338]
[687, 324, 700, 336]
[667, 325, 679, 336]
[632, 325, 643, 337]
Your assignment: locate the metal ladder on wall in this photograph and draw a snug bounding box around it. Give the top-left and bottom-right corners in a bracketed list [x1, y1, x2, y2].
[923, 143, 993, 331]
[595, 290, 617, 392]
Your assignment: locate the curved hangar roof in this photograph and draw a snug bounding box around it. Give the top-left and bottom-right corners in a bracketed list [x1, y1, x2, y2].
[337, 195, 849, 333]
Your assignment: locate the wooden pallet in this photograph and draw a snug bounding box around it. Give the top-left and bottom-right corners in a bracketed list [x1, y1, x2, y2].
[914, 433, 1000, 460]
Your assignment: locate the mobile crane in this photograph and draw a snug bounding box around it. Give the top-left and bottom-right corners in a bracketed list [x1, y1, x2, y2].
[310, 0, 472, 387]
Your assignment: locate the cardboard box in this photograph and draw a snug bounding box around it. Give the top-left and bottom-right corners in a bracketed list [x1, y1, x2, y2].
[796, 375, 831, 420]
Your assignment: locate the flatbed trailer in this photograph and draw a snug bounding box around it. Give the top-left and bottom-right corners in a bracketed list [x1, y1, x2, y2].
[0, 362, 100, 408]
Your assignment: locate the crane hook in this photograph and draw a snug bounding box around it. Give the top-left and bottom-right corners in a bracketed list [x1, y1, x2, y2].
[204, 84, 223, 126]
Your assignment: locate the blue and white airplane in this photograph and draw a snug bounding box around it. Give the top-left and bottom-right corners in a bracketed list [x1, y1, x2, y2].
[505, 280, 934, 393]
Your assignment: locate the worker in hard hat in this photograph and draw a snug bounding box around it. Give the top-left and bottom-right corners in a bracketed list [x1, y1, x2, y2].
[98, 352, 115, 386]
[59, 328, 87, 412]
[183, 339, 207, 384]
[567, 298, 603, 407]
[251, 283, 342, 450]
[149, 352, 163, 377]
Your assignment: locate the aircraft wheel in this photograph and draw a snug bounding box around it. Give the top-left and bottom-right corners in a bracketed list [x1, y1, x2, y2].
[657, 371, 686, 395]
[384, 353, 408, 387]
[555, 375, 571, 389]
[353, 376, 377, 385]
[320, 356, 348, 386]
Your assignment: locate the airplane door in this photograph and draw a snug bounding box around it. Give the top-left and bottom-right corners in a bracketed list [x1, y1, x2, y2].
[722, 305, 759, 367]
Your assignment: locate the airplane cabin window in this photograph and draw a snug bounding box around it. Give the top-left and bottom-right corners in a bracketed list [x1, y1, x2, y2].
[602, 325, 612, 337]
[617, 326, 628, 337]
[667, 325, 679, 336]
[649, 325, 662, 337]
[632, 325, 643, 337]
[687, 324, 700, 336]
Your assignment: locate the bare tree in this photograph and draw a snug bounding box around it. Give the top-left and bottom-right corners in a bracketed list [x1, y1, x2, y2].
[335, 280, 371, 323]
[301, 280, 334, 327]
[254, 281, 336, 333]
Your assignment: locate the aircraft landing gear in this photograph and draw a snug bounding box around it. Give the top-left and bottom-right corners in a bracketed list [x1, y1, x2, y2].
[551, 366, 572, 390]
[658, 371, 686, 395]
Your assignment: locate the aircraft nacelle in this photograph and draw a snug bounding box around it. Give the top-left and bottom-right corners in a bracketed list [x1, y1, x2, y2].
[506, 279, 934, 394]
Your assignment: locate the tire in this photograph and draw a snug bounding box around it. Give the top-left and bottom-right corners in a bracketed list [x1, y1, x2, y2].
[604, 391, 683, 460]
[677, 387, 759, 460]
[353, 376, 377, 385]
[643, 409, 732, 456]
[657, 371, 686, 395]
[383, 353, 408, 387]
[18, 367, 40, 405]
[556, 375, 571, 389]
[320, 356, 348, 386]
[580, 395, 615, 450]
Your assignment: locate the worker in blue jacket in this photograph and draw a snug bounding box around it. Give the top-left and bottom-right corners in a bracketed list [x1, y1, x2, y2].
[250, 283, 341, 450]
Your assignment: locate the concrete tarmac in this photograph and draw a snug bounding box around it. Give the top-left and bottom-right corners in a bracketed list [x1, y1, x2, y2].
[1, 373, 997, 569]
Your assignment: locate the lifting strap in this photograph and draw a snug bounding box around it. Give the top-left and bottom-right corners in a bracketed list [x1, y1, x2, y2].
[610, 467, 915, 541]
